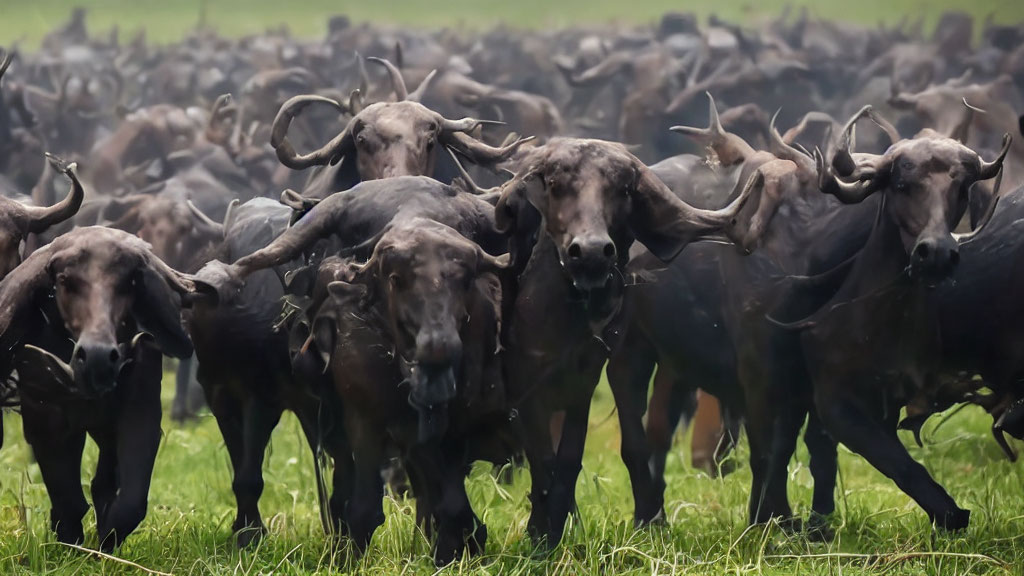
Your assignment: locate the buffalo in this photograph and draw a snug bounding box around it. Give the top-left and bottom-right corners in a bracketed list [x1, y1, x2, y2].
[0, 226, 197, 549]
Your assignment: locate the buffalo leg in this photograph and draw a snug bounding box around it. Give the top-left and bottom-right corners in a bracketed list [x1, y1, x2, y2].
[408, 446, 482, 566]
[606, 347, 662, 526]
[171, 354, 201, 422]
[97, 351, 163, 550]
[233, 396, 281, 547]
[206, 392, 250, 542]
[90, 429, 119, 533]
[522, 394, 556, 545]
[803, 410, 837, 538]
[26, 423, 88, 545]
[345, 415, 385, 553]
[650, 374, 697, 493]
[739, 341, 794, 524]
[762, 402, 806, 531]
[713, 405, 742, 476]
[820, 398, 969, 530]
[404, 457, 436, 540]
[546, 389, 596, 545]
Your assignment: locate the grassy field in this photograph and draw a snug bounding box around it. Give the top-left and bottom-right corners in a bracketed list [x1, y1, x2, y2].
[1, 372, 1023, 575]
[1, 0, 1024, 47]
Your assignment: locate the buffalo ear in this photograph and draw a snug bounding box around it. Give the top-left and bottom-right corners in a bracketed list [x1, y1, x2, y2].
[494, 182, 523, 234]
[133, 264, 193, 359]
[327, 278, 372, 309]
[0, 245, 55, 360]
[494, 179, 541, 271]
[310, 313, 337, 368]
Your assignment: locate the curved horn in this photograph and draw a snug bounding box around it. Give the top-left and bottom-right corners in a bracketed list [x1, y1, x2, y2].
[445, 147, 500, 195]
[22, 154, 84, 233]
[408, 69, 437, 102]
[629, 160, 757, 261]
[367, 56, 408, 101]
[865, 107, 901, 146]
[221, 198, 239, 240]
[831, 105, 870, 176]
[348, 88, 363, 115]
[441, 130, 535, 167]
[441, 117, 505, 134]
[954, 138, 1010, 245]
[954, 173, 1002, 245]
[187, 200, 223, 238]
[670, 92, 755, 166]
[979, 133, 1012, 180]
[815, 147, 884, 204]
[768, 109, 814, 173]
[270, 94, 354, 170]
[781, 111, 838, 144]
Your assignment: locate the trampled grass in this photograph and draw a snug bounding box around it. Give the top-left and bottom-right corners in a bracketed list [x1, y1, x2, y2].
[1, 372, 1023, 575]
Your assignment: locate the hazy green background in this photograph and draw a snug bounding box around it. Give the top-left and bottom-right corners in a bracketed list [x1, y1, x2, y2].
[1, 0, 1024, 47]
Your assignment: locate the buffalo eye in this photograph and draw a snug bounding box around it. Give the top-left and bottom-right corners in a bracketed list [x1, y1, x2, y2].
[56, 272, 79, 292]
[388, 272, 405, 291]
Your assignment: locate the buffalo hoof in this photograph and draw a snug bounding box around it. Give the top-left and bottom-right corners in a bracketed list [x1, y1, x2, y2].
[433, 532, 467, 567]
[634, 506, 666, 528]
[234, 525, 266, 548]
[935, 508, 970, 532]
[805, 513, 835, 542]
[777, 516, 804, 534]
[54, 524, 85, 548]
[467, 521, 487, 556]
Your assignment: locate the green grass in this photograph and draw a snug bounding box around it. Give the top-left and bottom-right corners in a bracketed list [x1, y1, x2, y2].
[1, 0, 1023, 48]
[1, 370, 1023, 575]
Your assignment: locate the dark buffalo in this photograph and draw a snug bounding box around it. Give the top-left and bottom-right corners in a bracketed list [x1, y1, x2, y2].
[270, 58, 532, 199]
[315, 217, 510, 564]
[189, 177, 506, 547]
[495, 137, 752, 545]
[0, 155, 84, 446]
[0, 227, 197, 549]
[791, 128, 1010, 530]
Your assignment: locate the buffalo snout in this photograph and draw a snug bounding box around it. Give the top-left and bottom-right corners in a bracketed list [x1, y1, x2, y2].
[565, 233, 617, 290]
[72, 339, 124, 396]
[414, 326, 462, 367]
[911, 234, 959, 279]
[407, 363, 458, 444]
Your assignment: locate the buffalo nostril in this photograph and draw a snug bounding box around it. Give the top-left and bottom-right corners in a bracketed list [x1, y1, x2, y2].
[568, 243, 582, 260]
[915, 242, 931, 260]
[603, 242, 616, 259]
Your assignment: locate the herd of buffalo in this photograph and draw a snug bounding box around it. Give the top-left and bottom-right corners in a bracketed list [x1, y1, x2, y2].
[1, 7, 1024, 566]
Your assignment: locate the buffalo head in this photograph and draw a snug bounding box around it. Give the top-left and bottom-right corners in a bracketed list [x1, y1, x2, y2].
[0, 227, 197, 397]
[270, 57, 532, 193]
[328, 217, 507, 441]
[818, 108, 1011, 282]
[496, 137, 751, 291]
